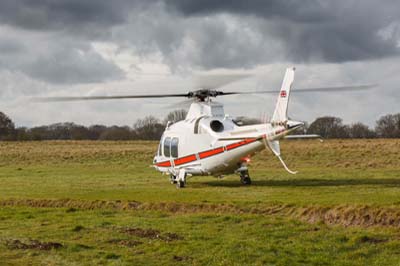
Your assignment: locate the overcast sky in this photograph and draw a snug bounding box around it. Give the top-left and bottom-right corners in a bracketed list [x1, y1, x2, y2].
[1, 0, 399, 127]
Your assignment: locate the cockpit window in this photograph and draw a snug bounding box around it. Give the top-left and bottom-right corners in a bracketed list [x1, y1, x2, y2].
[163, 137, 171, 157]
[171, 138, 179, 158]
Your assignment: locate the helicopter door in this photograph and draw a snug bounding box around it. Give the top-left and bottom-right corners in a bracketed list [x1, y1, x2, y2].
[163, 137, 171, 157]
[163, 137, 179, 158]
[171, 138, 179, 158]
[163, 137, 179, 168]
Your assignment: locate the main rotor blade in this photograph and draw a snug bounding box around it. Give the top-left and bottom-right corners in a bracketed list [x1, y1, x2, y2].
[289, 84, 376, 93]
[33, 84, 376, 103]
[223, 84, 376, 95]
[33, 93, 190, 102]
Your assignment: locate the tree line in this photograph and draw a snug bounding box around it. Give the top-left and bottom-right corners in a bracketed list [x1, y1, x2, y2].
[304, 115, 400, 138]
[0, 110, 186, 141]
[0, 110, 399, 141]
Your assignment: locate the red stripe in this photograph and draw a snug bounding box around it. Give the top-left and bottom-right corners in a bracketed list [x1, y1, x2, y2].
[156, 161, 171, 167]
[226, 138, 256, 151]
[174, 154, 197, 166]
[199, 147, 224, 159]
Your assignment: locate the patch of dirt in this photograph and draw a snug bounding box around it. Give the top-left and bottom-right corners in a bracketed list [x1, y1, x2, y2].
[173, 255, 193, 262]
[66, 207, 77, 213]
[72, 225, 85, 232]
[107, 239, 143, 247]
[163, 232, 184, 241]
[295, 205, 400, 227]
[122, 228, 161, 239]
[305, 226, 320, 232]
[4, 198, 400, 228]
[5, 239, 63, 250]
[357, 236, 388, 244]
[105, 253, 120, 260]
[74, 244, 92, 249]
[121, 227, 183, 242]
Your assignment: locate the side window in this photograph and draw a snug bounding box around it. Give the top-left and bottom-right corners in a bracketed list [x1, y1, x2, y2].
[163, 137, 171, 157]
[171, 138, 179, 158]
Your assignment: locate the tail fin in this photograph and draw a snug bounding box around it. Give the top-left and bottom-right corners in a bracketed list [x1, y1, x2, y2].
[271, 67, 295, 124]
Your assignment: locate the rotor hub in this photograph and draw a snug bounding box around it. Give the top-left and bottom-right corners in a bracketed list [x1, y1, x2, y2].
[188, 89, 224, 101]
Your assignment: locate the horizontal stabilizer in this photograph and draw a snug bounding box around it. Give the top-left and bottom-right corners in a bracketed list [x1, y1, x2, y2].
[284, 134, 323, 142]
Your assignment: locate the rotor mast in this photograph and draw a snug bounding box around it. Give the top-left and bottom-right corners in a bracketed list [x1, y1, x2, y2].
[185, 100, 225, 119]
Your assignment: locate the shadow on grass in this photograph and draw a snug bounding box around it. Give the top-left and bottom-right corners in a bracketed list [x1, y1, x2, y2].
[205, 178, 400, 188]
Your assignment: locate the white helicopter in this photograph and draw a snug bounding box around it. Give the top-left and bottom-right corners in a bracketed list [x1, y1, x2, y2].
[39, 67, 373, 188]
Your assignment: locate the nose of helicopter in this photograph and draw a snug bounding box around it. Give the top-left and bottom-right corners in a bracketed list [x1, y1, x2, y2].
[287, 120, 304, 130]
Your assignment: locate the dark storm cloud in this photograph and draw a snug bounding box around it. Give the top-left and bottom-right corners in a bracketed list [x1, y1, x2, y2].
[21, 46, 124, 85]
[0, 0, 140, 84]
[0, 0, 144, 32]
[167, 0, 330, 22]
[0, 0, 399, 84]
[0, 30, 124, 84]
[167, 0, 400, 63]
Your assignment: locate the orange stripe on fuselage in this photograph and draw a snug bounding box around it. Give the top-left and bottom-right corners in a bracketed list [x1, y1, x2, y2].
[198, 147, 224, 159]
[156, 161, 171, 167]
[226, 138, 257, 150]
[174, 154, 197, 166]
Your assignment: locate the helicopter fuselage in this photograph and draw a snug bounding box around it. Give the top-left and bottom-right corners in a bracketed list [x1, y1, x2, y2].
[153, 101, 301, 177]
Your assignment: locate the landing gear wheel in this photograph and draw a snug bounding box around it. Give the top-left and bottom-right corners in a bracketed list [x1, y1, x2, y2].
[241, 176, 251, 185]
[170, 175, 177, 184]
[177, 180, 185, 188]
[176, 172, 186, 189]
[240, 171, 252, 185]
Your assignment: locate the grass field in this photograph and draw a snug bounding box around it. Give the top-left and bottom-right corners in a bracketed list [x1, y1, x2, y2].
[0, 139, 400, 265]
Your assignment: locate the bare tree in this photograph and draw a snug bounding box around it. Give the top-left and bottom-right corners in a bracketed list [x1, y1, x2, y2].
[163, 109, 187, 125]
[0, 112, 15, 140]
[14, 127, 30, 141]
[87, 125, 108, 140]
[375, 113, 400, 138]
[307, 116, 349, 138]
[99, 126, 134, 140]
[70, 125, 91, 140]
[348, 122, 376, 138]
[134, 116, 164, 140]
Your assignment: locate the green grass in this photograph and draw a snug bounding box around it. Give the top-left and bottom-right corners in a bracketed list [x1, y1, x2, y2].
[0, 140, 400, 265]
[2, 207, 400, 266]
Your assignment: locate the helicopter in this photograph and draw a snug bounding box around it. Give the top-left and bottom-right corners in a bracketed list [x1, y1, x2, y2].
[38, 67, 373, 188]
